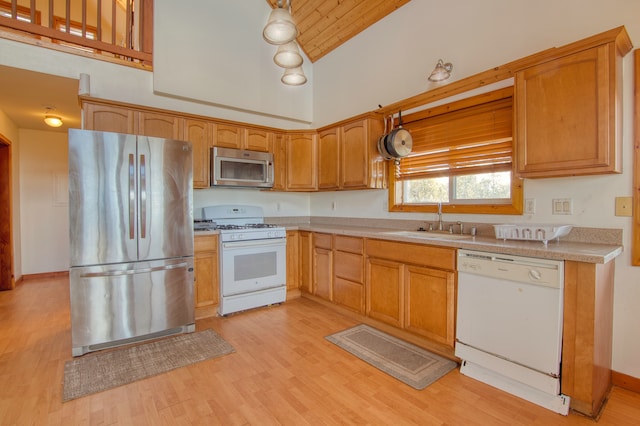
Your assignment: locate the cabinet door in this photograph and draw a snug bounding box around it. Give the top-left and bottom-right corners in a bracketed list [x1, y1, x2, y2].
[516, 45, 618, 177]
[271, 133, 287, 190]
[137, 111, 182, 139]
[299, 231, 312, 293]
[404, 265, 456, 347]
[333, 250, 364, 313]
[83, 103, 135, 134]
[245, 128, 271, 152]
[286, 133, 317, 190]
[286, 231, 299, 290]
[340, 119, 369, 188]
[365, 257, 403, 328]
[213, 123, 244, 149]
[184, 119, 212, 188]
[318, 127, 340, 190]
[194, 235, 219, 308]
[313, 233, 332, 300]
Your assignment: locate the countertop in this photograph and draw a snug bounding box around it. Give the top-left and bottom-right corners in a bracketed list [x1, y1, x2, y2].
[280, 223, 623, 264]
[195, 221, 623, 264]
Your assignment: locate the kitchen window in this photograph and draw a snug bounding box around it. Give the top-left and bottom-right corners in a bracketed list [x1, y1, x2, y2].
[389, 87, 523, 215]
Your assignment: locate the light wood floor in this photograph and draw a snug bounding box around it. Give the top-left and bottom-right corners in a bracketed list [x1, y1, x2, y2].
[1, 276, 639, 425]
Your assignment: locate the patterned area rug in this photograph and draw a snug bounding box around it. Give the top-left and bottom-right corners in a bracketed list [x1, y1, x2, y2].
[326, 324, 457, 390]
[63, 329, 234, 402]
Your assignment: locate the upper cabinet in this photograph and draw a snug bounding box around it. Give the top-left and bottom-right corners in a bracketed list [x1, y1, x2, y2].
[212, 124, 271, 152]
[286, 132, 318, 191]
[137, 111, 182, 139]
[184, 119, 212, 189]
[83, 102, 135, 134]
[515, 27, 632, 178]
[245, 128, 271, 152]
[317, 116, 386, 190]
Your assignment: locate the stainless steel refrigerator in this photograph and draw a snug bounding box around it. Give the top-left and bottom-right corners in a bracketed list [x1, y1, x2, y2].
[68, 129, 195, 357]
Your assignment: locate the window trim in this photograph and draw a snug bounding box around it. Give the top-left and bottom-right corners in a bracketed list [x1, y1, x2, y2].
[388, 87, 523, 215]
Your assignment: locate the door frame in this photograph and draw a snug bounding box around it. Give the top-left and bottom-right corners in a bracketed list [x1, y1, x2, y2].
[0, 134, 15, 290]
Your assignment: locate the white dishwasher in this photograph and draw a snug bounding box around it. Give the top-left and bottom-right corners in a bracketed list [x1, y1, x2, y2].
[455, 249, 571, 415]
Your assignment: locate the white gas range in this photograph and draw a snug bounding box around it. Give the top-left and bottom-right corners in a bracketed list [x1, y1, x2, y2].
[201, 205, 287, 316]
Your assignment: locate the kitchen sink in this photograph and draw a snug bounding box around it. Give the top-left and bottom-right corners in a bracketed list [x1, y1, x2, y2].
[383, 230, 473, 241]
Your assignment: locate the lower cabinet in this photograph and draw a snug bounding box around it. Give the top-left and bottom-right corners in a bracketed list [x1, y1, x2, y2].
[313, 233, 333, 300]
[333, 235, 365, 313]
[365, 238, 457, 349]
[299, 231, 313, 293]
[194, 234, 219, 308]
[286, 231, 299, 290]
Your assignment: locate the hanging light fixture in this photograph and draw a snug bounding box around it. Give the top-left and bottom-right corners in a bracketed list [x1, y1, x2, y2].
[263, 0, 297, 45]
[428, 59, 453, 82]
[281, 67, 307, 86]
[44, 107, 63, 128]
[274, 40, 303, 68]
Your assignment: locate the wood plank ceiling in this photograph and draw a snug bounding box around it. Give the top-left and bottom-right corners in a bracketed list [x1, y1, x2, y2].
[266, 0, 412, 63]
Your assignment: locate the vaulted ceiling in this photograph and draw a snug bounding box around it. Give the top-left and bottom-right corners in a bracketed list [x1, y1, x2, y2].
[266, 0, 412, 62]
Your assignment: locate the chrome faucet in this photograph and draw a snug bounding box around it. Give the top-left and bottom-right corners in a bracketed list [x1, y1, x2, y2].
[437, 202, 443, 231]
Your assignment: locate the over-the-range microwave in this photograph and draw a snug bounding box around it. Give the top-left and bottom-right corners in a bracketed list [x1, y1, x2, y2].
[210, 147, 274, 188]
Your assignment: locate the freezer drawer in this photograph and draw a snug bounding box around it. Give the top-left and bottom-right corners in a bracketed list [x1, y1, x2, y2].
[70, 257, 195, 356]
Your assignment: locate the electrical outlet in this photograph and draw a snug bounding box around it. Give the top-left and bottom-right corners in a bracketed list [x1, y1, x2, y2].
[552, 198, 573, 215]
[615, 197, 632, 217]
[525, 198, 536, 214]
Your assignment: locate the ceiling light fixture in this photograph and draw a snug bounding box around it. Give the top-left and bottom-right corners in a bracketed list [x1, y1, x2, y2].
[274, 40, 303, 68]
[428, 59, 453, 82]
[263, 0, 298, 45]
[281, 67, 307, 86]
[44, 107, 63, 128]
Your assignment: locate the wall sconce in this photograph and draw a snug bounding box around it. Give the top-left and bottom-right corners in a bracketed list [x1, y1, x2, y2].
[428, 59, 453, 82]
[44, 107, 63, 128]
[263, 1, 298, 45]
[281, 67, 307, 86]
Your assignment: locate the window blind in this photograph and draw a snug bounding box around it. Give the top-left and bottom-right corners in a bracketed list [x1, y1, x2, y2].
[398, 97, 513, 180]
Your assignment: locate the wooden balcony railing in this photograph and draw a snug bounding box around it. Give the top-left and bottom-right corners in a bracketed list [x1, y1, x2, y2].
[0, 0, 153, 66]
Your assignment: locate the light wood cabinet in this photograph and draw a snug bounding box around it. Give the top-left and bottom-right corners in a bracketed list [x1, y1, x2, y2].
[245, 128, 271, 152]
[212, 123, 244, 149]
[137, 111, 182, 139]
[312, 233, 333, 300]
[271, 133, 287, 190]
[184, 119, 212, 188]
[365, 239, 457, 348]
[299, 231, 313, 293]
[286, 230, 299, 290]
[194, 234, 219, 308]
[562, 260, 615, 417]
[317, 127, 340, 190]
[316, 116, 386, 190]
[83, 102, 135, 134]
[286, 132, 317, 191]
[340, 118, 385, 189]
[333, 236, 365, 313]
[515, 29, 632, 178]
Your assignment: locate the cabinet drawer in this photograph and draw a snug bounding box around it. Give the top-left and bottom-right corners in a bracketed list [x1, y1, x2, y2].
[194, 234, 218, 252]
[334, 251, 363, 283]
[334, 235, 363, 254]
[333, 277, 364, 313]
[314, 233, 333, 249]
[366, 239, 455, 271]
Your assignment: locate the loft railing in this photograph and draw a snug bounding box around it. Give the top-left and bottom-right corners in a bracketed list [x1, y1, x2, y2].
[0, 0, 153, 66]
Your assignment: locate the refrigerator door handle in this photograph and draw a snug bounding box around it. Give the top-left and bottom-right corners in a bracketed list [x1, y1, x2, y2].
[128, 153, 135, 240]
[80, 261, 190, 278]
[139, 154, 147, 239]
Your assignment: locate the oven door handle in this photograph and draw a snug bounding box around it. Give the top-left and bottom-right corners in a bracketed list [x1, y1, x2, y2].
[222, 238, 286, 249]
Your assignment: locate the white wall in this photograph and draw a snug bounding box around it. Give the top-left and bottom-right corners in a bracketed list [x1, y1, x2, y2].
[18, 130, 69, 274]
[154, 0, 313, 124]
[193, 188, 309, 219]
[310, 0, 640, 378]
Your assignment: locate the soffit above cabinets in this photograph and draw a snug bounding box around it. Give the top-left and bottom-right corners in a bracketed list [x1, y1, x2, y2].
[266, 0, 412, 63]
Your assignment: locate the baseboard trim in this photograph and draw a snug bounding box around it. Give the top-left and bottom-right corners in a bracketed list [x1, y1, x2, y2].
[21, 270, 69, 281]
[612, 370, 640, 394]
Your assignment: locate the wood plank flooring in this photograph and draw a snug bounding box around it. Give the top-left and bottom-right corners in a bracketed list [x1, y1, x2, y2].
[1, 276, 639, 425]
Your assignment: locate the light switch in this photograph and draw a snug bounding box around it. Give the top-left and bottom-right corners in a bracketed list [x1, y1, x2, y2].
[615, 197, 633, 217]
[552, 198, 572, 215]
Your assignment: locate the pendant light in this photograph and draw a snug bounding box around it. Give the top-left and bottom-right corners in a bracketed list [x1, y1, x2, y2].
[263, 1, 297, 45]
[274, 41, 303, 68]
[281, 67, 307, 86]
